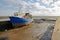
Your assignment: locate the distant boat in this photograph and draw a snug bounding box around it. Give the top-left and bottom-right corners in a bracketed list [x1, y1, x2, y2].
[9, 16, 33, 28]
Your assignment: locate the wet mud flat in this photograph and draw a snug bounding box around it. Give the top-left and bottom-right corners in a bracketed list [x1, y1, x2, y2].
[33, 18, 56, 40]
[40, 25, 54, 40]
[0, 18, 56, 40]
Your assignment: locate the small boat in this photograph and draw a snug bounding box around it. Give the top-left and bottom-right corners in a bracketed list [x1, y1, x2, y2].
[9, 16, 33, 28]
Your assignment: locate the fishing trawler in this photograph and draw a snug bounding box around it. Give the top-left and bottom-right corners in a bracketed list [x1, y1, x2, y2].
[9, 12, 33, 28]
[0, 7, 33, 31]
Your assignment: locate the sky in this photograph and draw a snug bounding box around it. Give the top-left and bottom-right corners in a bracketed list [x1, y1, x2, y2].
[0, 0, 60, 16]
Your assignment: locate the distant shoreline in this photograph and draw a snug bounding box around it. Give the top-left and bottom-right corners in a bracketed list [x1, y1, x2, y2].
[0, 16, 60, 19]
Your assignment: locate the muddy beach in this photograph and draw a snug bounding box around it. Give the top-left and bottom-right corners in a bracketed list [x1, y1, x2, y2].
[0, 18, 56, 40]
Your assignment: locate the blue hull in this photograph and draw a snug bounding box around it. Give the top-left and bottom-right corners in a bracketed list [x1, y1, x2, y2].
[9, 17, 32, 24]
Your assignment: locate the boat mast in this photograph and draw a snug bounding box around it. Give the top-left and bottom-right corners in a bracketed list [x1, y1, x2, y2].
[14, 6, 22, 16]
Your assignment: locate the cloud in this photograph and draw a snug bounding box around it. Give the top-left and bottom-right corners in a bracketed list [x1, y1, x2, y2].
[42, 0, 60, 16]
[50, 1, 60, 16]
[0, 0, 60, 16]
[0, 9, 15, 16]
